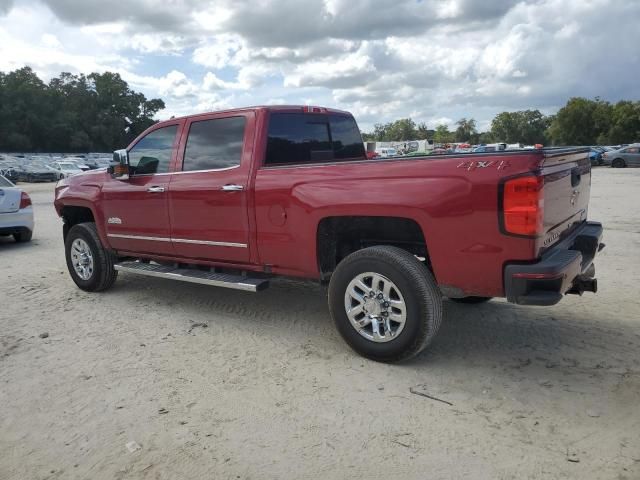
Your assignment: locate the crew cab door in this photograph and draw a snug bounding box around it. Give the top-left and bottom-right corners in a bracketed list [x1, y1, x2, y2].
[101, 123, 181, 256]
[168, 112, 253, 263]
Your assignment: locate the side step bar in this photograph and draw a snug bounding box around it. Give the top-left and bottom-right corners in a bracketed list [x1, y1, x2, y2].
[114, 261, 269, 292]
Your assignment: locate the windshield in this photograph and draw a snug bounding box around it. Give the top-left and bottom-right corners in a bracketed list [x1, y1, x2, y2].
[60, 163, 78, 171]
[0, 175, 13, 187]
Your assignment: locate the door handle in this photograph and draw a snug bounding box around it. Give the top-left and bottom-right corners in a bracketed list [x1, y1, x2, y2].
[147, 186, 165, 193]
[221, 184, 244, 191]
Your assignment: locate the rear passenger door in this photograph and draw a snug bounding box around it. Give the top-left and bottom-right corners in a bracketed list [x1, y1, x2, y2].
[168, 112, 253, 263]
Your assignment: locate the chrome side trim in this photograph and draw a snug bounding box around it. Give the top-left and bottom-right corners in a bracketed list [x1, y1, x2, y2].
[108, 233, 171, 242]
[172, 237, 247, 248]
[107, 233, 247, 248]
[173, 165, 241, 174]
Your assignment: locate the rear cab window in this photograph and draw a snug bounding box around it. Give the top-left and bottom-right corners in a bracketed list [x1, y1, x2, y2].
[265, 113, 365, 166]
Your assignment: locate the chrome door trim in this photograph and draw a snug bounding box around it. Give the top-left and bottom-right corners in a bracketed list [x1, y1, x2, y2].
[107, 233, 171, 242]
[107, 233, 247, 248]
[172, 237, 247, 248]
[173, 165, 241, 175]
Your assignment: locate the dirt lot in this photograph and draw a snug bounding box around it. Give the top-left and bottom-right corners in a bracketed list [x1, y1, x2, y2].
[1, 168, 639, 480]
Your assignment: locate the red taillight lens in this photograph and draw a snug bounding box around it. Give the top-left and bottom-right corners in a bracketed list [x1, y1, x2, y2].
[19, 192, 32, 209]
[502, 175, 544, 236]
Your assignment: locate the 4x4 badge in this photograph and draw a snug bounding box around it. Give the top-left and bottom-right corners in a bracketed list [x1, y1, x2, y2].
[457, 160, 512, 171]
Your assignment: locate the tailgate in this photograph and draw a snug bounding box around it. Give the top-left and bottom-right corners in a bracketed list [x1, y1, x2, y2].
[540, 148, 591, 251]
[0, 187, 21, 213]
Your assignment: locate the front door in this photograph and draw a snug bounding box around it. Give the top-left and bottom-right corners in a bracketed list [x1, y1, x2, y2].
[102, 123, 180, 256]
[168, 112, 253, 263]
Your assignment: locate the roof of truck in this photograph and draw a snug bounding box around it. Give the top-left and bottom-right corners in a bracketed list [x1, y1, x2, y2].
[162, 105, 352, 122]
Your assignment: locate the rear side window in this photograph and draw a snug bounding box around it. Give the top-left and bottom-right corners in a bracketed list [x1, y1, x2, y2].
[183, 117, 246, 171]
[0, 175, 13, 187]
[265, 113, 365, 165]
[329, 114, 366, 160]
[128, 125, 178, 175]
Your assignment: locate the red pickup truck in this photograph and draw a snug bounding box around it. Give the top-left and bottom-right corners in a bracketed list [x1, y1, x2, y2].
[54, 105, 604, 362]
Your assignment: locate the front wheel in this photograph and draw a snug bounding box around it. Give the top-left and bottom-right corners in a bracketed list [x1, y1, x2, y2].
[611, 158, 626, 168]
[328, 246, 442, 362]
[65, 222, 118, 292]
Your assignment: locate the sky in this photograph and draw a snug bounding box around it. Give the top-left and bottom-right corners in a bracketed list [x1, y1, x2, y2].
[0, 0, 638, 132]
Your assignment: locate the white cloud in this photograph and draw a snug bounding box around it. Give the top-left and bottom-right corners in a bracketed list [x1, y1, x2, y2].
[0, 0, 638, 131]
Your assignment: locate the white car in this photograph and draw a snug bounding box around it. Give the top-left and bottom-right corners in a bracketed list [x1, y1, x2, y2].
[48, 161, 85, 179]
[0, 174, 34, 242]
[63, 157, 91, 171]
[375, 147, 398, 157]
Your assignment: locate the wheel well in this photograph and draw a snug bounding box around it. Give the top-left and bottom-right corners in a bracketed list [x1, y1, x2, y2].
[61, 206, 95, 240]
[317, 216, 431, 280]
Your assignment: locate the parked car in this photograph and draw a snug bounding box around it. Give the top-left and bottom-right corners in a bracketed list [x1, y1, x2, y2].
[0, 174, 33, 242]
[48, 161, 85, 179]
[602, 144, 640, 168]
[63, 158, 91, 171]
[375, 147, 398, 157]
[0, 162, 20, 183]
[15, 163, 58, 182]
[54, 105, 603, 362]
[588, 148, 603, 166]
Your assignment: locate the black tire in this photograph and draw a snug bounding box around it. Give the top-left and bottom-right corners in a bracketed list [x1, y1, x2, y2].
[449, 296, 492, 304]
[27, 174, 33, 183]
[13, 229, 32, 243]
[328, 246, 442, 363]
[59, 174, 64, 180]
[611, 158, 626, 168]
[65, 222, 118, 292]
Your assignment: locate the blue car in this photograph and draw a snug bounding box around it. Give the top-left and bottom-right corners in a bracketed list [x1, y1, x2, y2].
[589, 148, 604, 166]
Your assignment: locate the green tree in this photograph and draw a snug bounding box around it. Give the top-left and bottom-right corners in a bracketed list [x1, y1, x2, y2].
[606, 101, 640, 144]
[491, 110, 550, 144]
[0, 67, 165, 152]
[433, 124, 454, 144]
[454, 118, 477, 142]
[547, 98, 611, 145]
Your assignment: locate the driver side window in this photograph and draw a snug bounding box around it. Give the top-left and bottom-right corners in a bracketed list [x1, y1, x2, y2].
[128, 125, 178, 175]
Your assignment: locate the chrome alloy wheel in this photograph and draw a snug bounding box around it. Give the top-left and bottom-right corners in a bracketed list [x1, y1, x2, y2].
[71, 238, 94, 280]
[344, 272, 407, 342]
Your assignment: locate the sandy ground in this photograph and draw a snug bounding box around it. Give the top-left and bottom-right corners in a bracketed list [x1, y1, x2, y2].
[1, 168, 639, 480]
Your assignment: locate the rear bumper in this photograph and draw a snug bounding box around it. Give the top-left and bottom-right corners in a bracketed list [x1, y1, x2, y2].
[0, 208, 35, 235]
[504, 221, 604, 306]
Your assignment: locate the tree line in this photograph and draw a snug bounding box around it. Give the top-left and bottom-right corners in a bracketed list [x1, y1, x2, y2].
[2, 66, 638, 151]
[363, 98, 640, 146]
[0, 67, 165, 152]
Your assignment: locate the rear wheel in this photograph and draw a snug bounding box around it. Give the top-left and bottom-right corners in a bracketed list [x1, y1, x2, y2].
[612, 158, 626, 168]
[65, 222, 118, 292]
[13, 229, 32, 243]
[328, 246, 442, 362]
[450, 296, 492, 304]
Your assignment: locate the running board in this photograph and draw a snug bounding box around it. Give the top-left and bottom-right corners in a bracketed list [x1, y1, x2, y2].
[114, 261, 269, 292]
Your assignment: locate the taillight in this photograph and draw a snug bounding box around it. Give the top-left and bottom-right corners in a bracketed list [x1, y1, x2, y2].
[502, 175, 544, 236]
[19, 192, 32, 209]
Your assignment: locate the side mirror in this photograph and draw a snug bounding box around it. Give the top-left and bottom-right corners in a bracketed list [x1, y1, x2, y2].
[111, 149, 130, 180]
